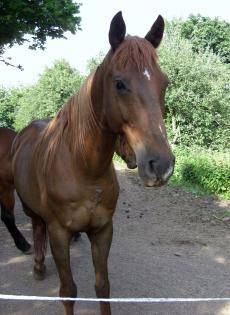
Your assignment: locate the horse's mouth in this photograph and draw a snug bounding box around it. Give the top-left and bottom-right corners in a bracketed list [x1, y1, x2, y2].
[126, 160, 137, 169]
[136, 153, 174, 188]
[141, 177, 165, 187]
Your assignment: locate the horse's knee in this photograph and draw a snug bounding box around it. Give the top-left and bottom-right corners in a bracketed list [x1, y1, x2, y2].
[59, 281, 77, 315]
[60, 282, 77, 298]
[95, 279, 110, 298]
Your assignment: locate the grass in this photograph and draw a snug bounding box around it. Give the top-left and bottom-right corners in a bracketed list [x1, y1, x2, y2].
[113, 146, 230, 201]
[171, 146, 230, 200]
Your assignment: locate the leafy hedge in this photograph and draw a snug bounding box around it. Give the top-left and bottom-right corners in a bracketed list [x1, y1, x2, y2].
[159, 28, 230, 151]
[171, 146, 230, 199]
[14, 59, 84, 130]
[0, 87, 23, 128]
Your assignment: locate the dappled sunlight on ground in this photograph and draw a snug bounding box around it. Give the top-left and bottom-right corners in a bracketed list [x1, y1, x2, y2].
[215, 255, 228, 265]
[0, 255, 28, 267]
[201, 246, 230, 266]
[217, 303, 230, 315]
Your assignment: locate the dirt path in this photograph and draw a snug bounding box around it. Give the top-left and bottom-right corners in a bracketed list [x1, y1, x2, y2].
[0, 165, 230, 315]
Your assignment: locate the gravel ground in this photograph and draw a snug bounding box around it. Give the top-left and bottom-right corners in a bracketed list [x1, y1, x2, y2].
[0, 165, 230, 315]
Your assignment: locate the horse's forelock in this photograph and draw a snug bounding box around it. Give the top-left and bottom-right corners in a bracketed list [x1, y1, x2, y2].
[110, 35, 158, 73]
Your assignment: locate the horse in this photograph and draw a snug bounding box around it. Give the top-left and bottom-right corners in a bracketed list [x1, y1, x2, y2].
[12, 11, 175, 315]
[0, 127, 31, 253]
[0, 126, 134, 251]
[115, 134, 137, 169]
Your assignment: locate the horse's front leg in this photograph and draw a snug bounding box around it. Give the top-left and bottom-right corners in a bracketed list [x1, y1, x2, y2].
[48, 222, 77, 315]
[88, 222, 113, 315]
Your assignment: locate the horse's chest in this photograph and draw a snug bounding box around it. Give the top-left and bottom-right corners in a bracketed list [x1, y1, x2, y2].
[49, 184, 119, 232]
[81, 187, 117, 230]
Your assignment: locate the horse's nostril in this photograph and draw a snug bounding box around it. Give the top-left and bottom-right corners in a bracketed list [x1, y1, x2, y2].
[148, 160, 155, 174]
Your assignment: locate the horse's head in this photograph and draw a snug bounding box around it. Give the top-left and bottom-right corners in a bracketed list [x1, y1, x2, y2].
[102, 12, 175, 187]
[115, 134, 137, 169]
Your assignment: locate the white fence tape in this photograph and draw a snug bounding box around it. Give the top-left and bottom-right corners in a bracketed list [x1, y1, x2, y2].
[1, 295, 230, 303]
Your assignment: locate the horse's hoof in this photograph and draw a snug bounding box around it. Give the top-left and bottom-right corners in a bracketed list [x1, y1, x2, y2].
[21, 243, 33, 255]
[33, 265, 46, 280]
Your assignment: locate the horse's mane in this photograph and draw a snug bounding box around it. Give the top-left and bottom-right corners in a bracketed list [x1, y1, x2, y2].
[34, 71, 100, 174]
[108, 35, 158, 72]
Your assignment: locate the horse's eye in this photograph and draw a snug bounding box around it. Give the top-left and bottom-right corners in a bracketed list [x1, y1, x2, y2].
[116, 80, 126, 91]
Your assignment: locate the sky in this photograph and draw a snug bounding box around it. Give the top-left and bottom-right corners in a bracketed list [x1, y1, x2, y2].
[0, 0, 230, 87]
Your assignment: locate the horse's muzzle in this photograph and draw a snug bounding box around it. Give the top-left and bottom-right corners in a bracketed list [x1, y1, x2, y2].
[126, 159, 137, 169]
[136, 150, 175, 187]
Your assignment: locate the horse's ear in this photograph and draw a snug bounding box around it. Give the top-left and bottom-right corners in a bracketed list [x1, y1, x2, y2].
[145, 15, 164, 48]
[109, 11, 126, 51]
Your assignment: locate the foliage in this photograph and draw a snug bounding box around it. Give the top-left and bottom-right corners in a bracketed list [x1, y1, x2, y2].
[86, 52, 104, 74]
[159, 29, 230, 150]
[14, 59, 84, 130]
[0, 87, 24, 128]
[0, 0, 81, 68]
[170, 146, 230, 199]
[178, 15, 230, 64]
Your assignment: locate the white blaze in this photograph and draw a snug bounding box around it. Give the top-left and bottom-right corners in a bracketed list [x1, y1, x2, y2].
[143, 68, 151, 80]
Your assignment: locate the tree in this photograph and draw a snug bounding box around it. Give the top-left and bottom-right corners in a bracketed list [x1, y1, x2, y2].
[0, 87, 24, 128]
[86, 52, 104, 74]
[159, 29, 230, 150]
[178, 15, 230, 64]
[0, 0, 81, 68]
[14, 59, 84, 130]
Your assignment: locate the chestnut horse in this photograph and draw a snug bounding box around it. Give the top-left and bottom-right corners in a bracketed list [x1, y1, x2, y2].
[0, 126, 134, 251]
[12, 12, 174, 315]
[115, 135, 136, 169]
[0, 127, 31, 253]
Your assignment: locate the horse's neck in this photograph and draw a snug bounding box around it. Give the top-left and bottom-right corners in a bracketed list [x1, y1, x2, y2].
[71, 68, 116, 175]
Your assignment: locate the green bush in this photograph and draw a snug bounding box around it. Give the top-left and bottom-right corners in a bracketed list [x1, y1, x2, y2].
[159, 28, 230, 151]
[14, 59, 84, 130]
[0, 87, 24, 129]
[171, 146, 230, 199]
[179, 15, 230, 65]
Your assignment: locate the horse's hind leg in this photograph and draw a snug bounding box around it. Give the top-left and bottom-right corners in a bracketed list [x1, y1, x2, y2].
[19, 198, 47, 279]
[48, 222, 77, 315]
[31, 215, 47, 280]
[0, 189, 31, 253]
[88, 222, 113, 315]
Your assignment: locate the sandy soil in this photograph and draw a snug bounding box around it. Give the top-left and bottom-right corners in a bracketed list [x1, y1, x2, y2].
[0, 164, 230, 315]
